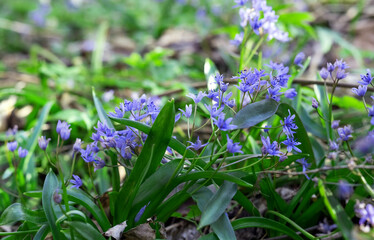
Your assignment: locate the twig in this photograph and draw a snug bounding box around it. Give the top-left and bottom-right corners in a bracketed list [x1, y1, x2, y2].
[261, 164, 374, 175]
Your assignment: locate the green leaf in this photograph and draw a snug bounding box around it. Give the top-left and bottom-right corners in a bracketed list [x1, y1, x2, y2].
[33, 225, 50, 240]
[92, 88, 114, 129]
[204, 58, 219, 91]
[20, 101, 54, 189]
[198, 181, 237, 229]
[56, 210, 87, 226]
[233, 191, 260, 217]
[232, 217, 303, 240]
[276, 103, 316, 164]
[42, 170, 62, 239]
[318, 179, 353, 240]
[0, 203, 24, 225]
[114, 99, 175, 224]
[232, 99, 279, 129]
[66, 221, 106, 240]
[192, 186, 237, 240]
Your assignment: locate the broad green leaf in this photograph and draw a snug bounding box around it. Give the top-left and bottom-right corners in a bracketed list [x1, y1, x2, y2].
[114, 99, 175, 224]
[198, 181, 237, 230]
[56, 210, 87, 226]
[232, 99, 279, 129]
[232, 217, 303, 240]
[318, 179, 353, 239]
[33, 225, 50, 240]
[42, 170, 62, 239]
[192, 186, 237, 240]
[276, 103, 316, 164]
[20, 101, 53, 189]
[0, 203, 24, 225]
[66, 221, 106, 240]
[204, 58, 219, 91]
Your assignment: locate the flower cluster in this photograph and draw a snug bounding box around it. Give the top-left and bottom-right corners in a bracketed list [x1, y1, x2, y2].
[355, 202, 374, 232]
[232, 0, 289, 45]
[319, 59, 349, 82]
[6, 126, 29, 159]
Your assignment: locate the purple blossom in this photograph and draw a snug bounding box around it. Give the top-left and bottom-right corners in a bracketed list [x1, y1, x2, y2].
[226, 135, 243, 154]
[187, 91, 206, 104]
[53, 190, 62, 204]
[338, 180, 353, 200]
[337, 125, 353, 141]
[250, 15, 263, 35]
[352, 85, 367, 97]
[261, 136, 282, 156]
[94, 159, 106, 172]
[296, 158, 311, 179]
[280, 110, 298, 136]
[334, 59, 349, 70]
[29, 4, 50, 27]
[73, 138, 83, 153]
[336, 69, 347, 80]
[18, 147, 28, 158]
[331, 120, 340, 129]
[213, 114, 236, 131]
[267, 87, 282, 102]
[312, 98, 319, 109]
[179, 104, 192, 118]
[358, 69, 373, 85]
[135, 204, 149, 223]
[175, 113, 181, 123]
[294, 52, 305, 68]
[222, 92, 236, 108]
[38, 136, 51, 150]
[6, 125, 18, 137]
[187, 136, 208, 151]
[318, 219, 337, 234]
[329, 140, 339, 151]
[282, 137, 301, 153]
[230, 32, 244, 46]
[80, 143, 99, 163]
[327, 62, 335, 72]
[284, 88, 297, 99]
[102, 90, 114, 102]
[356, 203, 374, 227]
[204, 104, 224, 118]
[70, 175, 82, 189]
[56, 120, 71, 140]
[320, 68, 329, 80]
[7, 141, 18, 152]
[368, 106, 374, 125]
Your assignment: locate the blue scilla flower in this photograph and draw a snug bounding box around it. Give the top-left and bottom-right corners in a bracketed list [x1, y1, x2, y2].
[187, 136, 208, 151]
[187, 91, 206, 104]
[230, 32, 244, 46]
[336, 69, 347, 80]
[94, 159, 105, 172]
[337, 125, 353, 141]
[329, 140, 339, 151]
[7, 141, 18, 152]
[280, 110, 298, 136]
[358, 69, 373, 86]
[222, 92, 236, 108]
[227, 135, 243, 154]
[70, 175, 82, 189]
[80, 143, 99, 163]
[284, 88, 297, 99]
[320, 68, 329, 80]
[267, 87, 282, 102]
[352, 85, 367, 97]
[338, 180, 353, 200]
[312, 98, 319, 109]
[6, 125, 18, 137]
[296, 158, 311, 179]
[204, 104, 224, 118]
[38, 136, 51, 150]
[56, 120, 71, 140]
[73, 138, 83, 153]
[334, 59, 349, 70]
[18, 147, 28, 158]
[213, 113, 236, 131]
[282, 137, 301, 153]
[327, 62, 335, 72]
[261, 136, 282, 157]
[250, 15, 263, 35]
[368, 106, 374, 125]
[356, 203, 374, 227]
[179, 104, 192, 118]
[331, 120, 340, 129]
[294, 52, 305, 68]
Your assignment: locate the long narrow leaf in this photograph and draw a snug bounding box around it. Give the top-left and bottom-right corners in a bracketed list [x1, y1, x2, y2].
[66, 221, 106, 240]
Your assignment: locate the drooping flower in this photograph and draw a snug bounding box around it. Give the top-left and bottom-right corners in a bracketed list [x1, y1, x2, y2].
[70, 175, 82, 189]
[294, 52, 305, 68]
[296, 158, 311, 179]
[227, 135, 243, 154]
[187, 136, 208, 151]
[38, 136, 51, 150]
[7, 141, 18, 152]
[18, 147, 28, 158]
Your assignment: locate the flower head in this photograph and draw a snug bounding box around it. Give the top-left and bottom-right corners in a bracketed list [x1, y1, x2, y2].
[338, 180, 353, 200]
[56, 120, 71, 141]
[213, 114, 236, 131]
[368, 106, 374, 125]
[187, 91, 206, 104]
[294, 52, 305, 68]
[356, 203, 374, 228]
[331, 120, 340, 129]
[320, 68, 329, 80]
[280, 110, 298, 136]
[187, 136, 208, 151]
[70, 175, 82, 189]
[18, 147, 28, 158]
[337, 125, 353, 141]
[282, 137, 301, 153]
[179, 104, 192, 118]
[53, 189, 62, 204]
[284, 88, 297, 99]
[38, 136, 51, 150]
[261, 136, 282, 157]
[73, 138, 83, 153]
[358, 69, 373, 85]
[227, 135, 243, 154]
[296, 158, 311, 179]
[312, 98, 319, 109]
[352, 85, 367, 97]
[7, 141, 18, 152]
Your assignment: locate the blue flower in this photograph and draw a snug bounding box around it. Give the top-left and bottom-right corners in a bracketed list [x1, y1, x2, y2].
[73, 138, 83, 153]
[327, 62, 335, 72]
[282, 137, 301, 153]
[320, 68, 329, 80]
[267, 87, 282, 102]
[94, 159, 105, 172]
[352, 85, 367, 97]
[38, 136, 51, 150]
[250, 15, 263, 35]
[7, 141, 18, 152]
[280, 110, 298, 136]
[187, 136, 208, 151]
[331, 120, 340, 129]
[80, 143, 99, 163]
[312, 98, 319, 109]
[18, 147, 28, 158]
[230, 32, 244, 46]
[284, 88, 297, 99]
[6, 125, 18, 137]
[226, 135, 243, 154]
[336, 69, 347, 80]
[329, 140, 339, 151]
[358, 69, 373, 85]
[338, 180, 353, 200]
[179, 104, 192, 118]
[56, 120, 71, 141]
[70, 175, 82, 189]
[261, 136, 282, 156]
[296, 158, 311, 179]
[334, 59, 349, 70]
[337, 125, 353, 141]
[187, 91, 206, 104]
[213, 114, 236, 131]
[368, 106, 374, 125]
[356, 203, 374, 227]
[204, 104, 224, 118]
[294, 52, 305, 68]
